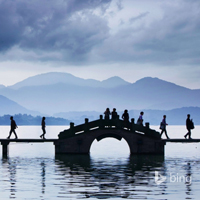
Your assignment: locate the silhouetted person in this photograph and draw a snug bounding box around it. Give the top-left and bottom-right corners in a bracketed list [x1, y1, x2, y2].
[184, 114, 193, 139]
[122, 109, 129, 121]
[111, 108, 118, 119]
[137, 111, 144, 125]
[122, 109, 129, 128]
[160, 115, 169, 139]
[7, 116, 18, 139]
[40, 117, 46, 139]
[104, 108, 111, 120]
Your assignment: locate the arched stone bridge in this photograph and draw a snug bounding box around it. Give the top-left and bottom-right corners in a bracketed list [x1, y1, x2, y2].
[55, 115, 165, 155]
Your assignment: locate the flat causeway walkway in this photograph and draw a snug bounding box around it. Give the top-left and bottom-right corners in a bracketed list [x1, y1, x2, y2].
[162, 139, 200, 143]
[0, 138, 200, 143]
[0, 139, 58, 143]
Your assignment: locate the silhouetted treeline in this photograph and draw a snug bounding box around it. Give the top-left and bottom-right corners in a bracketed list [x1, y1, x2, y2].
[0, 114, 70, 125]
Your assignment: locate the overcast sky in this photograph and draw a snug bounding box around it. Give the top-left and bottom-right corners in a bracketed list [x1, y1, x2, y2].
[0, 0, 200, 88]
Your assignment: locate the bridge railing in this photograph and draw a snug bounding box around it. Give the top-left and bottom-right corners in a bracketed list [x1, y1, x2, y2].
[59, 115, 161, 139]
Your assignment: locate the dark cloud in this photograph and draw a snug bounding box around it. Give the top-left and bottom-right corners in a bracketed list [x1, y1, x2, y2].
[0, 0, 200, 66]
[0, 0, 111, 62]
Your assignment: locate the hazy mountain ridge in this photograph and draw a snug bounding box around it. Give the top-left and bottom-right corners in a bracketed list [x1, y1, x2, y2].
[0, 95, 40, 116]
[54, 107, 200, 125]
[9, 72, 130, 89]
[0, 85, 5, 89]
[0, 72, 200, 115]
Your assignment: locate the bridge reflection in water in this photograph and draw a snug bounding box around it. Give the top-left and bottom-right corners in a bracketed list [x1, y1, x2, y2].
[55, 154, 165, 198]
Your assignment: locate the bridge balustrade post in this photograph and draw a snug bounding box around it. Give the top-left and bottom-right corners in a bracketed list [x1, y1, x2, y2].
[99, 115, 104, 129]
[145, 122, 150, 136]
[84, 118, 89, 132]
[116, 115, 120, 128]
[131, 118, 135, 131]
[145, 122, 150, 129]
[70, 122, 75, 135]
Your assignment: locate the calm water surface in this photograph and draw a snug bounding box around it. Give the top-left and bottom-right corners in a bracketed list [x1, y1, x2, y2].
[0, 125, 200, 199]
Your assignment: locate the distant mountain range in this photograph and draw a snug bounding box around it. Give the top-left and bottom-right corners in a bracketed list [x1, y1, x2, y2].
[0, 72, 200, 125]
[9, 72, 130, 89]
[0, 94, 40, 116]
[54, 107, 200, 125]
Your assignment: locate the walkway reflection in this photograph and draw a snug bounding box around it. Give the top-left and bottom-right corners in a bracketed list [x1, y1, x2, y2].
[2, 158, 17, 199]
[41, 161, 46, 194]
[185, 162, 192, 195]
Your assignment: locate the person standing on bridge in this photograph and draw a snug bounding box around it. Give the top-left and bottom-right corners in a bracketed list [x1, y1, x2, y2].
[122, 109, 130, 129]
[40, 117, 46, 139]
[122, 109, 129, 122]
[111, 108, 118, 120]
[184, 114, 193, 139]
[160, 115, 169, 139]
[7, 116, 18, 139]
[104, 108, 111, 120]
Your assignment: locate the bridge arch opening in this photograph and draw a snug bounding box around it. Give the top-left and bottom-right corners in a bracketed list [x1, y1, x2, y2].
[90, 136, 130, 157]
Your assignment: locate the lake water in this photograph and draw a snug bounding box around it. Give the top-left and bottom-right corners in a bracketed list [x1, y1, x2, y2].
[0, 125, 200, 199]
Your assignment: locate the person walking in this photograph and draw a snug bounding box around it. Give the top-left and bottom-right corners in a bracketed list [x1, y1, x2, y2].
[7, 116, 18, 139]
[184, 114, 193, 139]
[40, 117, 46, 139]
[137, 111, 144, 125]
[160, 115, 169, 139]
